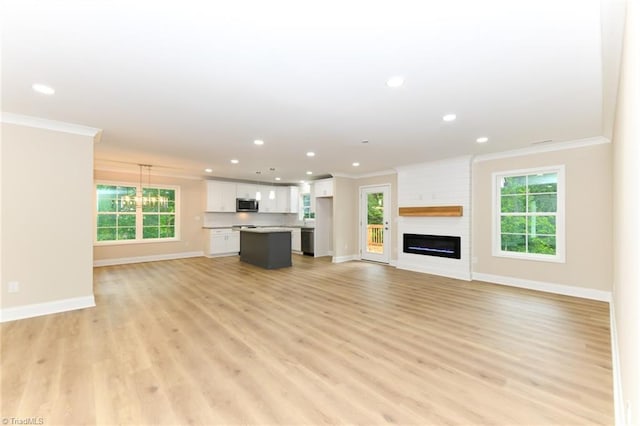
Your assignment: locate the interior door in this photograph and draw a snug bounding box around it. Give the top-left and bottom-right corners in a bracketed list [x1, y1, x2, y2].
[360, 185, 390, 263]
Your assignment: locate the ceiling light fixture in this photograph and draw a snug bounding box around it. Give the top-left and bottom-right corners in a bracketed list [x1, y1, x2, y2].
[352, 162, 360, 167]
[230, 159, 239, 164]
[32, 83, 55, 95]
[204, 168, 213, 173]
[254, 139, 264, 145]
[275, 177, 281, 181]
[442, 114, 457, 122]
[306, 152, 315, 157]
[476, 137, 489, 143]
[386, 76, 404, 88]
[120, 165, 168, 209]
[306, 171, 313, 175]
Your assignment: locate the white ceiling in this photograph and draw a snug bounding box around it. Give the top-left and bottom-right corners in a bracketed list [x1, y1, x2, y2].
[1, 0, 619, 183]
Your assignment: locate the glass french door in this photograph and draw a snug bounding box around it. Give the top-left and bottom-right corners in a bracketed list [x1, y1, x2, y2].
[360, 185, 390, 263]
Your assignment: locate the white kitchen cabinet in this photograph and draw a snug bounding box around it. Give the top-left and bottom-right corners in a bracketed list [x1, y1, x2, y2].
[276, 187, 290, 213]
[237, 184, 259, 200]
[259, 186, 292, 213]
[207, 229, 240, 256]
[259, 186, 277, 212]
[291, 228, 301, 252]
[206, 181, 237, 212]
[314, 179, 333, 197]
[288, 186, 299, 213]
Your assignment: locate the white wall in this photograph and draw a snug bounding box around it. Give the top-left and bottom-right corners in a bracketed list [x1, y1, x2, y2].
[396, 157, 472, 280]
[332, 176, 357, 261]
[1, 117, 99, 321]
[611, 0, 640, 423]
[315, 196, 333, 257]
[472, 142, 612, 301]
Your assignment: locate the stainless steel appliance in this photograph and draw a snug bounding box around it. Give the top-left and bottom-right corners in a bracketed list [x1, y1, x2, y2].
[236, 198, 259, 212]
[301, 227, 314, 256]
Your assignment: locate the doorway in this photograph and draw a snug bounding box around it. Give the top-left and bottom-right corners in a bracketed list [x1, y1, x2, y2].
[360, 185, 390, 263]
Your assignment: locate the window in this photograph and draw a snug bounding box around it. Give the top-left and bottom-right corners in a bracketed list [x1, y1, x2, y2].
[300, 193, 315, 220]
[493, 166, 565, 262]
[96, 183, 179, 243]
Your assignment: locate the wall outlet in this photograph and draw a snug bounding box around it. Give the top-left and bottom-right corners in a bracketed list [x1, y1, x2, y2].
[8, 281, 19, 293]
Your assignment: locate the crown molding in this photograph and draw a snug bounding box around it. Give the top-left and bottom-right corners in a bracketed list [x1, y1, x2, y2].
[93, 165, 203, 181]
[395, 155, 473, 173]
[473, 136, 610, 163]
[332, 169, 396, 179]
[1, 112, 103, 141]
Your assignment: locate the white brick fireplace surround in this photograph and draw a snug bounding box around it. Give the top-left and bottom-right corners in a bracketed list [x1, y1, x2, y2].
[396, 156, 472, 280]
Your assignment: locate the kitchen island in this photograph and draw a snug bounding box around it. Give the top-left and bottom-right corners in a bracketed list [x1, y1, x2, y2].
[239, 228, 292, 269]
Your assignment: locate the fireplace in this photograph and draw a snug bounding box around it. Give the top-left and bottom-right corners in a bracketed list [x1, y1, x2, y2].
[403, 234, 461, 259]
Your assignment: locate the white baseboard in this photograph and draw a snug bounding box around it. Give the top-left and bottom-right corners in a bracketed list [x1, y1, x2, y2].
[0, 295, 96, 323]
[472, 272, 612, 302]
[610, 302, 625, 426]
[206, 252, 239, 258]
[93, 251, 204, 267]
[332, 254, 359, 263]
[389, 259, 398, 267]
[396, 261, 472, 281]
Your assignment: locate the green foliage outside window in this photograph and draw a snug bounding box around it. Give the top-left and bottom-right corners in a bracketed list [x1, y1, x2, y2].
[500, 173, 557, 255]
[96, 184, 177, 242]
[367, 192, 384, 224]
[302, 193, 315, 219]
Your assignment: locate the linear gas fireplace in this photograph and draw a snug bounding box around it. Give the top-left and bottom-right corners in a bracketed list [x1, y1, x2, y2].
[403, 234, 461, 259]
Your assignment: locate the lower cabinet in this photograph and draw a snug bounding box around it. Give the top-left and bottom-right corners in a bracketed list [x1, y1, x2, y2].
[207, 229, 240, 256]
[291, 228, 301, 252]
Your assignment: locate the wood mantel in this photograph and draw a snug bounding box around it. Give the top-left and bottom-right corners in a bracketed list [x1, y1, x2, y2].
[398, 206, 463, 217]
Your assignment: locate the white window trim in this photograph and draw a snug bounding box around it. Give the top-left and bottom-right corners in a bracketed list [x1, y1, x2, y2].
[491, 165, 565, 263]
[94, 180, 181, 245]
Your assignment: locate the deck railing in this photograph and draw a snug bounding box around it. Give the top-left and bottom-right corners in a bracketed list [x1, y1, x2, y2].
[367, 224, 384, 252]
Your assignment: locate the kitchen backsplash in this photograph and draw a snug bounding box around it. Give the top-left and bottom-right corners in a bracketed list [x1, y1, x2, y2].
[203, 212, 304, 228]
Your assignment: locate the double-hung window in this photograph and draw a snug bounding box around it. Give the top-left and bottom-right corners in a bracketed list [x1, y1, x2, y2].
[95, 183, 179, 243]
[493, 166, 565, 262]
[300, 193, 315, 220]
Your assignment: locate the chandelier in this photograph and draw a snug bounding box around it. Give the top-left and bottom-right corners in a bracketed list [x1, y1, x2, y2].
[120, 164, 169, 208]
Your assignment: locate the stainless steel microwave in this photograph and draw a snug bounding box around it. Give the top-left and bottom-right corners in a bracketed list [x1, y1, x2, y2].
[236, 198, 259, 212]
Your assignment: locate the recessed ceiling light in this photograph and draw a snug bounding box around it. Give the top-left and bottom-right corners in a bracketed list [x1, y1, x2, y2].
[299, 180, 305, 184]
[476, 137, 489, 143]
[32, 83, 55, 95]
[306, 151, 315, 157]
[230, 159, 239, 164]
[442, 114, 457, 122]
[275, 177, 281, 181]
[386, 76, 404, 88]
[306, 171, 313, 175]
[352, 162, 360, 167]
[254, 139, 264, 145]
[204, 168, 213, 173]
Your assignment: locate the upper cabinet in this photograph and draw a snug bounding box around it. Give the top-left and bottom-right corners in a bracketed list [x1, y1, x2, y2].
[206, 180, 300, 214]
[236, 184, 258, 199]
[206, 181, 237, 212]
[314, 179, 333, 198]
[259, 186, 277, 213]
[260, 186, 293, 213]
[288, 186, 299, 213]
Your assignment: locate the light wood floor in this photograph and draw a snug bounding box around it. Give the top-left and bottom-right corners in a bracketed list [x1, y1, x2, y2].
[2, 255, 613, 425]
